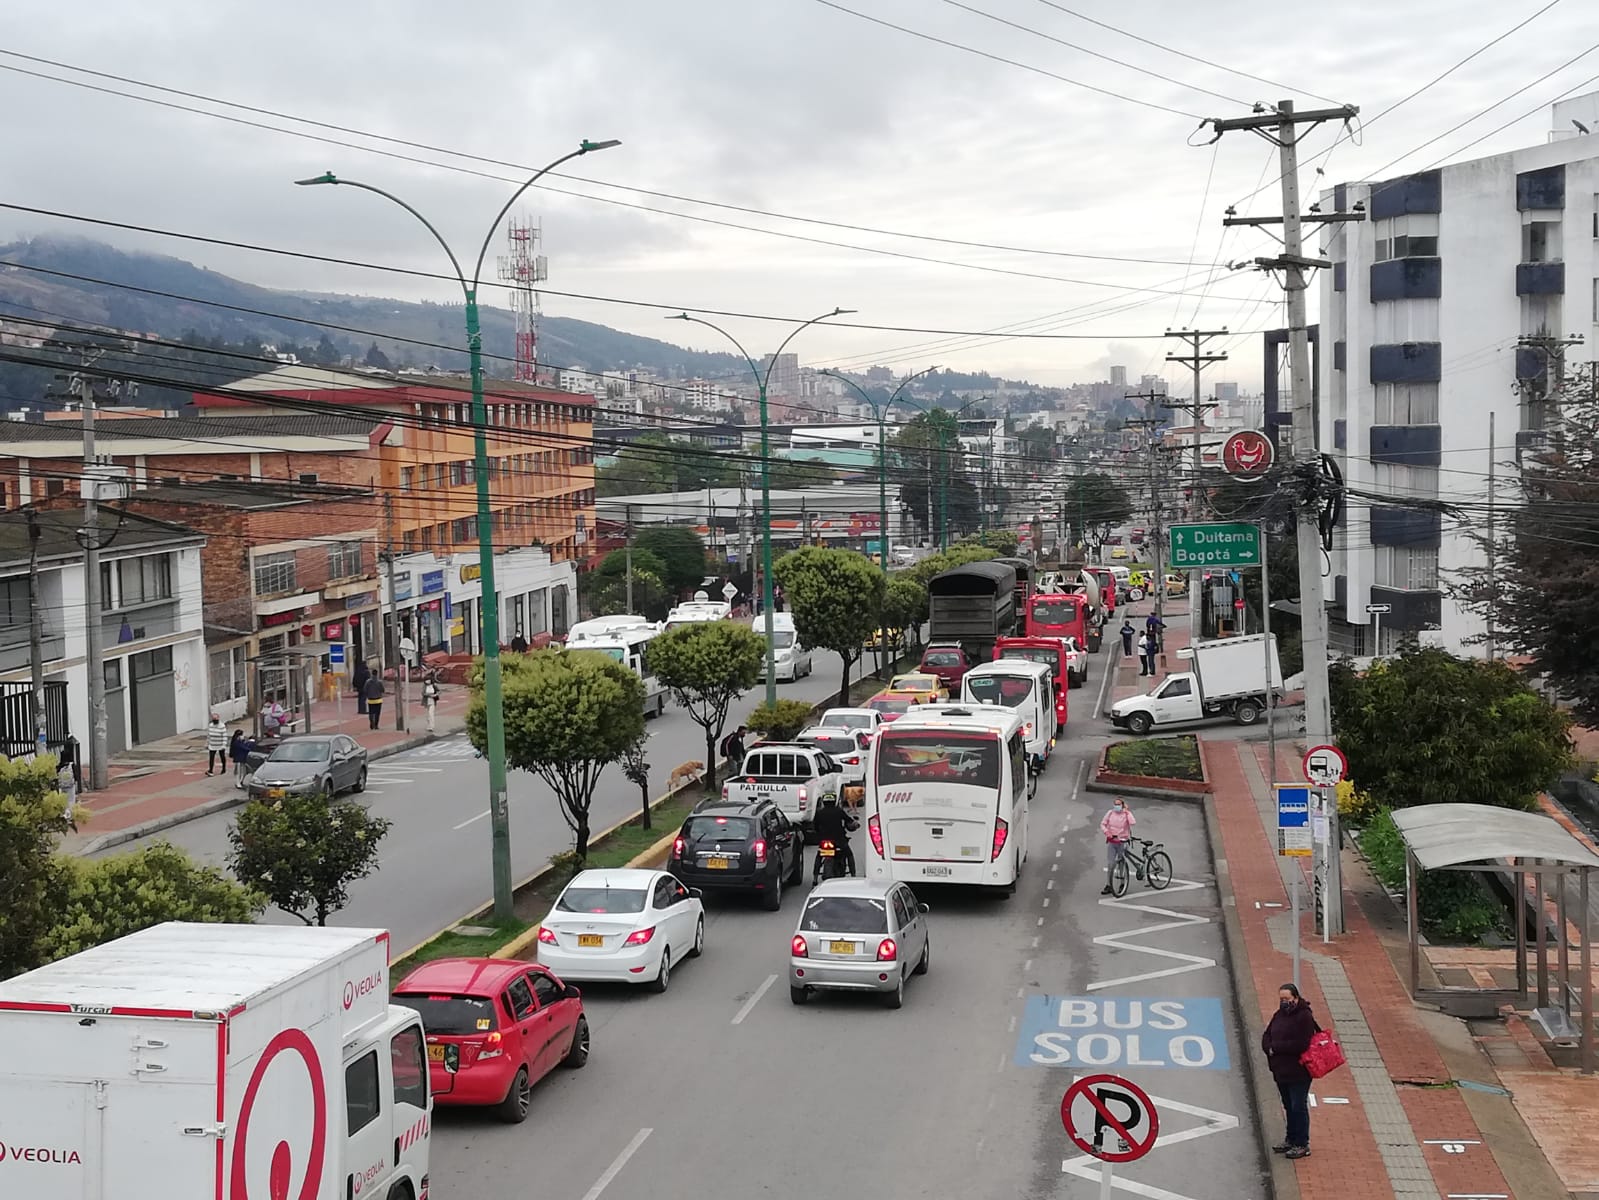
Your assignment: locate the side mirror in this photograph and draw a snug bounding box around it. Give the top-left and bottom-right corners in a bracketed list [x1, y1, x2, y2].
[688, 887, 703, 899]
[918, 902, 931, 914]
[564, 983, 582, 1001]
[443, 1044, 460, 1074]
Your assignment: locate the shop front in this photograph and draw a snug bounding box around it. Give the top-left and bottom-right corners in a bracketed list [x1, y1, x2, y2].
[447, 547, 578, 653]
[381, 557, 450, 664]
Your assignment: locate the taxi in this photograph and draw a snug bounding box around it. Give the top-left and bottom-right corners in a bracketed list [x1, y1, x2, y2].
[1164, 573, 1189, 597]
[1110, 545, 1130, 559]
[885, 672, 948, 704]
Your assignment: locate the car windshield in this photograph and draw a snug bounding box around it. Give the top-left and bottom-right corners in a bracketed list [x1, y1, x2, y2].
[892, 677, 935, 692]
[557, 886, 647, 913]
[876, 732, 1001, 789]
[999, 647, 1061, 679]
[868, 697, 912, 715]
[966, 674, 1036, 709]
[803, 734, 856, 756]
[922, 651, 962, 668]
[269, 740, 330, 763]
[800, 895, 889, 934]
[392, 993, 498, 1036]
[772, 631, 796, 649]
[1030, 601, 1077, 624]
[684, 816, 755, 843]
[822, 712, 869, 730]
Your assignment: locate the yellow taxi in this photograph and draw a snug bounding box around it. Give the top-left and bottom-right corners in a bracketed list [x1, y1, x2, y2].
[1110, 545, 1130, 560]
[886, 672, 948, 703]
[1164, 573, 1189, 597]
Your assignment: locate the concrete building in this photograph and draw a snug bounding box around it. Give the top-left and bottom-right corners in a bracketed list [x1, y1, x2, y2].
[761, 352, 801, 398]
[382, 546, 577, 658]
[1319, 99, 1599, 656]
[1110, 366, 1128, 387]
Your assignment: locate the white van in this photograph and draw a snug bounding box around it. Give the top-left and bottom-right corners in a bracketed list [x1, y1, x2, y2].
[752, 612, 813, 682]
[960, 658, 1058, 766]
[865, 705, 1029, 893]
[567, 616, 668, 717]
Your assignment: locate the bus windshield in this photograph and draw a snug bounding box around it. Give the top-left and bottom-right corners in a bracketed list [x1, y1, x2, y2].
[1030, 600, 1079, 626]
[965, 674, 1036, 709]
[876, 732, 1000, 790]
[999, 646, 1061, 680]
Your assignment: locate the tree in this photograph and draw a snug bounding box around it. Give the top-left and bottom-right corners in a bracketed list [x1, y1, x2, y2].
[635, 526, 708, 597]
[650, 622, 763, 791]
[1328, 647, 1572, 812]
[883, 575, 930, 657]
[364, 342, 393, 371]
[1060, 472, 1134, 553]
[596, 433, 739, 498]
[621, 734, 652, 830]
[229, 794, 392, 926]
[774, 547, 885, 704]
[311, 333, 342, 366]
[892, 411, 980, 539]
[0, 756, 71, 979]
[582, 548, 671, 620]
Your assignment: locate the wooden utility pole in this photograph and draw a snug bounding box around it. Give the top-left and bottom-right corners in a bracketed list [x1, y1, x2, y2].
[1163, 329, 1227, 640]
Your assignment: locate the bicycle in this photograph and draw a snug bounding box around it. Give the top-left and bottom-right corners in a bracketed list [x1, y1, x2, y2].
[1109, 836, 1172, 898]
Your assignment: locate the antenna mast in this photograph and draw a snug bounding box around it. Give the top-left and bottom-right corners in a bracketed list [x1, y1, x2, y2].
[497, 217, 547, 381]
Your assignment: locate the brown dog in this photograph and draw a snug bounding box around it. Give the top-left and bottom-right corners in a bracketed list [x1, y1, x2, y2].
[669, 761, 703, 790]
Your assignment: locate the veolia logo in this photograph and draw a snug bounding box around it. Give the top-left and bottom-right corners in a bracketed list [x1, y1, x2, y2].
[0, 1140, 84, 1165]
[230, 1028, 327, 1200]
[343, 969, 384, 1011]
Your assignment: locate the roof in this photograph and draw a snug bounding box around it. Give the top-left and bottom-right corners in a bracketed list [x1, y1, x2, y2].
[393, 956, 530, 993]
[127, 482, 372, 510]
[927, 559, 1019, 592]
[0, 413, 382, 446]
[0, 506, 205, 569]
[1390, 804, 1599, 872]
[568, 868, 665, 889]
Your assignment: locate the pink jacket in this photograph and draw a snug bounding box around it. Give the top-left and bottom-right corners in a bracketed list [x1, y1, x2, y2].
[1101, 807, 1136, 842]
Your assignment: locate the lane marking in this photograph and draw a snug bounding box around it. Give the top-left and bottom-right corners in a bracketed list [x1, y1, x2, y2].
[1055, 850, 1063, 859]
[1008, 1015, 1017, 1033]
[1061, 1080, 1238, 1197]
[1047, 879, 1056, 890]
[1070, 758, 1085, 805]
[1023, 959, 1033, 972]
[580, 1128, 653, 1200]
[1091, 638, 1117, 718]
[1032, 936, 1040, 948]
[1038, 917, 1045, 926]
[1043, 897, 1051, 907]
[453, 810, 490, 830]
[1089, 879, 1216, 991]
[731, 973, 779, 1025]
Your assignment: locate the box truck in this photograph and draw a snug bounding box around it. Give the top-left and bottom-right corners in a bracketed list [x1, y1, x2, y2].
[1108, 633, 1283, 734]
[0, 923, 431, 1200]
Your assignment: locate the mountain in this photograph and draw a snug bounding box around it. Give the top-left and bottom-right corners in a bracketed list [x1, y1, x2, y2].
[0, 236, 745, 403]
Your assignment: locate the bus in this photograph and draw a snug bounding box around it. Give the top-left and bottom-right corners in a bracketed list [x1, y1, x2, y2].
[1024, 591, 1091, 648]
[864, 705, 1029, 894]
[566, 616, 669, 718]
[664, 600, 732, 629]
[961, 658, 1058, 766]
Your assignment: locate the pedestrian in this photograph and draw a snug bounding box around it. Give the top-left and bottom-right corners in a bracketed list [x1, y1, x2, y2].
[720, 723, 748, 768]
[1120, 620, 1136, 657]
[363, 671, 386, 730]
[204, 713, 228, 775]
[1099, 797, 1135, 896]
[229, 729, 252, 788]
[58, 740, 81, 832]
[421, 672, 440, 734]
[510, 631, 529, 654]
[352, 659, 371, 715]
[1261, 982, 1318, 1159]
[1138, 631, 1157, 676]
[261, 697, 285, 738]
[1145, 611, 1166, 652]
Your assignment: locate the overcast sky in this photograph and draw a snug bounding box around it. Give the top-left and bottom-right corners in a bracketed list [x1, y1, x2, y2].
[1, 0, 1595, 389]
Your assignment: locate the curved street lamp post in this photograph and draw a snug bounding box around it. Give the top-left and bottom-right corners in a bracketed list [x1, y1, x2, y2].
[298, 138, 622, 921]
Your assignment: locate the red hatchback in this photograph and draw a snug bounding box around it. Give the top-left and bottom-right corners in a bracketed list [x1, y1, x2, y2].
[394, 957, 588, 1124]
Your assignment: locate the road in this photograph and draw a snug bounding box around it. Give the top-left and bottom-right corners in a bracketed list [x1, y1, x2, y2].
[102, 649, 880, 950]
[429, 629, 1267, 1200]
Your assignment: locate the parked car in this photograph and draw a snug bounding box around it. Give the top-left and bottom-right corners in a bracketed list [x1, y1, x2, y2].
[670, 797, 805, 910]
[535, 868, 704, 992]
[393, 958, 587, 1123]
[788, 878, 931, 1009]
[245, 733, 368, 800]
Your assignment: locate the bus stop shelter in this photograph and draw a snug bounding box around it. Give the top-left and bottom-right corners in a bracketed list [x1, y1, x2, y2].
[1391, 803, 1599, 1074]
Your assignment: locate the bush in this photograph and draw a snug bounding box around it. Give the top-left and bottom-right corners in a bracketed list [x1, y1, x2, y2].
[1335, 779, 1383, 827]
[1105, 736, 1203, 782]
[1358, 807, 1508, 944]
[747, 699, 817, 743]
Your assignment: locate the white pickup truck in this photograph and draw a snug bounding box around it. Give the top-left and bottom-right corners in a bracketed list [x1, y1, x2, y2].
[722, 743, 846, 830]
[1109, 633, 1283, 734]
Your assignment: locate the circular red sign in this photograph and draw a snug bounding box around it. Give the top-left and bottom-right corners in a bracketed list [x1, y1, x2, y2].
[1060, 1074, 1160, 1163]
[1221, 430, 1275, 478]
[230, 1028, 328, 1200]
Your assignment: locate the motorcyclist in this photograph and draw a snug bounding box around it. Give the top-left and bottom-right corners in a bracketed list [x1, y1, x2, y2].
[811, 794, 858, 882]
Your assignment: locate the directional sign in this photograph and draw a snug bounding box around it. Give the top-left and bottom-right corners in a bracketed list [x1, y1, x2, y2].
[1167, 522, 1261, 570]
[1060, 1073, 1160, 1163]
[1365, 603, 1392, 614]
[1277, 786, 1312, 857]
[1221, 429, 1275, 478]
[1303, 744, 1348, 788]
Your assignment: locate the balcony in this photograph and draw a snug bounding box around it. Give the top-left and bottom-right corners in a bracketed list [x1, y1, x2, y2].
[0, 623, 66, 674]
[1370, 257, 1442, 301]
[1370, 342, 1441, 384]
[1368, 585, 1441, 631]
[1515, 262, 1565, 296]
[102, 599, 184, 647]
[1370, 506, 1441, 548]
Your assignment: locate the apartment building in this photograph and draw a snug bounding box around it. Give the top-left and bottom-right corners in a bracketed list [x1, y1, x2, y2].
[1319, 99, 1599, 655]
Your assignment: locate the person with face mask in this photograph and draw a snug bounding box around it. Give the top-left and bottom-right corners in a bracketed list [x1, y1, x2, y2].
[1099, 797, 1135, 896]
[1261, 982, 1318, 1158]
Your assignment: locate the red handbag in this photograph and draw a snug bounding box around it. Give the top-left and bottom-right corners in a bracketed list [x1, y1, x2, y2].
[1300, 1028, 1346, 1079]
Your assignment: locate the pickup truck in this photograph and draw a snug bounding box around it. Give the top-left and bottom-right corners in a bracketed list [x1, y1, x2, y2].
[1109, 633, 1283, 734]
[722, 743, 846, 830]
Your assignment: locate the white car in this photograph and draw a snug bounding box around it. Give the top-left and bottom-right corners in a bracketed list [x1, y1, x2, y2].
[816, 707, 885, 738]
[796, 725, 872, 794]
[536, 868, 705, 993]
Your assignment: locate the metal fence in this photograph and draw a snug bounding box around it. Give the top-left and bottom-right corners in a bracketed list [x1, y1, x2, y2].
[0, 680, 70, 759]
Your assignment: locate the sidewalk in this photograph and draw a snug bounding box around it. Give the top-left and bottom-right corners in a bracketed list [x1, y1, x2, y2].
[66, 683, 472, 855]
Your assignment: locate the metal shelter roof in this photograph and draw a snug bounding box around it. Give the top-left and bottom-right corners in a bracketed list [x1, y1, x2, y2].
[1390, 804, 1599, 872]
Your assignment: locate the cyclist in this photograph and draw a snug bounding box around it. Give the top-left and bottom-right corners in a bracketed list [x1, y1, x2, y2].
[1100, 797, 1136, 896]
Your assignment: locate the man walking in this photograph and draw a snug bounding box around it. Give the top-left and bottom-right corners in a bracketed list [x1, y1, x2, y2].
[363, 671, 386, 730]
[204, 713, 228, 775]
[1138, 630, 1158, 677]
[352, 659, 370, 715]
[1119, 620, 1136, 658]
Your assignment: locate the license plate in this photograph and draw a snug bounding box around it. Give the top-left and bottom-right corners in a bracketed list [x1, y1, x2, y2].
[578, 934, 604, 948]
[705, 857, 730, 869]
[268, 788, 286, 799]
[894, 845, 911, 855]
[829, 940, 856, 955]
[923, 865, 954, 878]
[818, 848, 836, 857]
[427, 1044, 446, 1063]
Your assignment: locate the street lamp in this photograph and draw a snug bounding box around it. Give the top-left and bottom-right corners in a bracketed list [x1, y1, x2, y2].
[667, 308, 854, 707]
[298, 138, 622, 922]
[819, 365, 940, 678]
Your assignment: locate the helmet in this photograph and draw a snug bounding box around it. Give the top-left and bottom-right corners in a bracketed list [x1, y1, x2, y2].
[821, 794, 838, 806]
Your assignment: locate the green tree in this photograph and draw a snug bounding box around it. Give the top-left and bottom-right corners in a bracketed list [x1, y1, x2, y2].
[635, 526, 708, 597]
[596, 434, 739, 497]
[582, 548, 671, 620]
[311, 333, 342, 366]
[1328, 647, 1572, 812]
[775, 547, 885, 705]
[747, 699, 816, 742]
[364, 342, 393, 370]
[883, 575, 930, 658]
[44, 843, 263, 960]
[650, 622, 764, 790]
[892, 411, 980, 538]
[228, 794, 392, 926]
[0, 756, 71, 979]
[1060, 472, 1134, 553]
[621, 734, 652, 830]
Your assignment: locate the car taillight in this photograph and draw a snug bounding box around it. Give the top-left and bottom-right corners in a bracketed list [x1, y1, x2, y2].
[798, 786, 808, 809]
[877, 938, 898, 962]
[624, 926, 656, 946]
[537, 926, 557, 945]
[478, 1031, 504, 1060]
[721, 784, 728, 799]
[791, 934, 809, 957]
[754, 839, 767, 866]
[1022, 722, 1033, 738]
[672, 836, 685, 860]
[867, 814, 884, 857]
[992, 817, 1009, 862]
[845, 756, 859, 765]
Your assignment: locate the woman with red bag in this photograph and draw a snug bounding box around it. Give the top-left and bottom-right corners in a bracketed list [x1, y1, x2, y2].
[1261, 982, 1317, 1159]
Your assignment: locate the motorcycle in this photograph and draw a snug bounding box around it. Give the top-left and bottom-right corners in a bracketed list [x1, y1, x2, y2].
[812, 839, 851, 885]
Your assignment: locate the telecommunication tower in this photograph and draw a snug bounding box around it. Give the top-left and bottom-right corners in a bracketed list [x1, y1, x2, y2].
[497, 218, 547, 381]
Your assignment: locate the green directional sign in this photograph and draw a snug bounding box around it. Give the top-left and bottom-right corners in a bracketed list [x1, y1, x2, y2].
[1168, 522, 1262, 570]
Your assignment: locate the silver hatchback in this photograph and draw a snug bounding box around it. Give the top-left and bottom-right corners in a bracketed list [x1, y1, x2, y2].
[788, 878, 930, 1009]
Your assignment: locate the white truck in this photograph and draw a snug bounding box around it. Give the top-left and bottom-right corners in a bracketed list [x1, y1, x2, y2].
[0, 922, 432, 1200]
[1109, 633, 1284, 735]
[722, 743, 846, 830]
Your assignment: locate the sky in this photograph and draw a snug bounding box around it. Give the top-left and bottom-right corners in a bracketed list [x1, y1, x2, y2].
[1, 0, 1596, 390]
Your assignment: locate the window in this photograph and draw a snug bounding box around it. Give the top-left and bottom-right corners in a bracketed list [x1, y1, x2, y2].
[1370, 463, 1440, 499]
[449, 461, 465, 487]
[651, 877, 676, 909]
[298, 473, 318, 485]
[1523, 218, 1562, 263]
[875, 732, 1001, 790]
[209, 645, 246, 705]
[401, 467, 414, 491]
[1373, 214, 1440, 261]
[389, 1026, 429, 1110]
[529, 972, 562, 1007]
[504, 976, 536, 1021]
[253, 551, 296, 596]
[1372, 382, 1439, 425]
[1373, 545, 1439, 590]
[115, 555, 173, 607]
[345, 1051, 381, 1135]
[452, 517, 473, 542]
[46, 478, 65, 498]
[390, 992, 496, 1035]
[328, 540, 363, 580]
[799, 894, 888, 934]
[1162, 677, 1193, 698]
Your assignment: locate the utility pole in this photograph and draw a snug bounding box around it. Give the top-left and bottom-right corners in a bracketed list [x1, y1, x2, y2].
[382, 494, 406, 733]
[76, 363, 110, 791]
[1212, 98, 1361, 936]
[1164, 329, 1227, 640]
[1486, 412, 1496, 661]
[1125, 401, 1169, 644]
[26, 506, 47, 755]
[625, 503, 635, 614]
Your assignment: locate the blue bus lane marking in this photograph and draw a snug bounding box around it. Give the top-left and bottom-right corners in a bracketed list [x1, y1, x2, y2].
[1015, 996, 1232, 1070]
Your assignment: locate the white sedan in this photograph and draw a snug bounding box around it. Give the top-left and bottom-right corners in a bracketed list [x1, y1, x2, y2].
[536, 868, 705, 993]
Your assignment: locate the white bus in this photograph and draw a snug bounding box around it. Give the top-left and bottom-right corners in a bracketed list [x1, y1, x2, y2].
[566, 616, 669, 718]
[960, 658, 1058, 767]
[864, 706, 1029, 894]
[665, 600, 732, 630]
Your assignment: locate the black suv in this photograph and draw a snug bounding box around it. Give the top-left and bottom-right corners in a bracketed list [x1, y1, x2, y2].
[669, 798, 805, 911]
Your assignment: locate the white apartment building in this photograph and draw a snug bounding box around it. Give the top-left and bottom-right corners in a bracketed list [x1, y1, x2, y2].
[682, 380, 734, 413]
[1319, 96, 1599, 656]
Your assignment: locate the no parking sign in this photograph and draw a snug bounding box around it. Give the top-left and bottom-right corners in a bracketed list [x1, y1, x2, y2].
[1061, 1073, 1159, 1163]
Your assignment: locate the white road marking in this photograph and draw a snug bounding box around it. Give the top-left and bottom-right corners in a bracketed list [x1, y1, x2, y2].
[453, 810, 491, 830]
[1032, 936, 1040, 948]
[1043, 897, 1051, 907]
[1091, 641, 1118, 719]
[1023, 959, 1033, 972]
[997, 1051, 1007, 1071]
[731, 973, 779, 1025]
[1055, 849, 1063, 859]
[1047, 879, 1056, 890]
[1037, 917, 1045, 926]
[1008, 1014, 1018, 1033]
[580, 1128, 653, 1200]
[1062, 1080, 1238, 1197]
[1089, 879, 1216, 991]
[1071, 758, 1085, 803]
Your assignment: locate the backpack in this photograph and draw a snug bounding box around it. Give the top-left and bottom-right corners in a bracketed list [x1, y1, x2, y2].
[720, 732, 741, 759]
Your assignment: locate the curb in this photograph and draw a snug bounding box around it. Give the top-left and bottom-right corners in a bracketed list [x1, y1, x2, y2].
[1084, 779, 1207, 804]
[76, 726, 464, 856]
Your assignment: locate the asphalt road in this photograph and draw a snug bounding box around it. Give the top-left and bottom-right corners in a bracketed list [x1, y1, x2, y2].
[428, 631, 1268, 1200]
[101, 649, 879, 950]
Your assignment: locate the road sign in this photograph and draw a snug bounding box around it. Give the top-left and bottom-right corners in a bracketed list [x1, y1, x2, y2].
[328, 643, 346, 666]
[1018, 996, 1232, 1070]
[1060, 1073, 1160, 1163]
[1365, 603, 1391, 614]
[1167, 522, 1262, 570]
[1303, 744, 1348, 788]
[1277, 786, 1312, 857]
[721, 581, 738, 601]
[1221, 429, 1275, 478]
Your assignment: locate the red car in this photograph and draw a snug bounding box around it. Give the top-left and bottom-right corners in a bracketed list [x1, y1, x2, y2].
[918, 643, 974, 690]
[394, 957, 588, 1123]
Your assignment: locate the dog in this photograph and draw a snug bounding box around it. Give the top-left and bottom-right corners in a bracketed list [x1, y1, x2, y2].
[669, 761, 704, 790]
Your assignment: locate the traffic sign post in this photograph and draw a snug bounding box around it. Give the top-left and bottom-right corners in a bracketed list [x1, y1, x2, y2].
[1365, 601, 1391, 655]
[1278, 786, 1312, 988]
[1167, 522, 1262, 570]
[1302, 744, 1347, 788]
[1060, 1074, 1160, 1200]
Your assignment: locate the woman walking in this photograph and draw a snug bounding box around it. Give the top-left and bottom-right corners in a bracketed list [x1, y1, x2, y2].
[229, 728, 254, 789]
[1261, 982, 1318, 1159]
